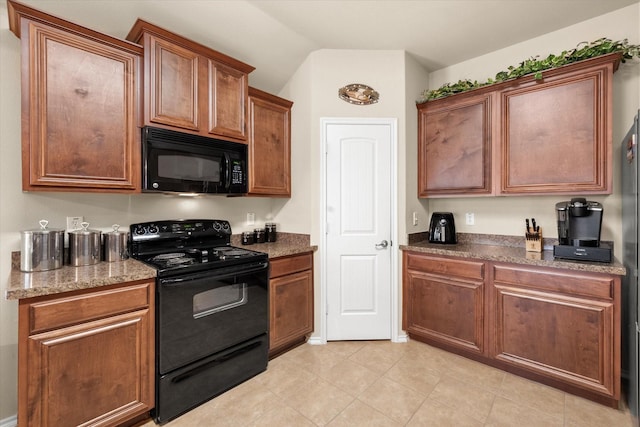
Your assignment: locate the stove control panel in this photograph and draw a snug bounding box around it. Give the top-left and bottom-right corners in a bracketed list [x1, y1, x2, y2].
[130, 219, 232, 241]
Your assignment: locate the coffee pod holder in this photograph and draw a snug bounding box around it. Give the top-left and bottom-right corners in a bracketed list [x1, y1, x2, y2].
[525, 227, 542, 252]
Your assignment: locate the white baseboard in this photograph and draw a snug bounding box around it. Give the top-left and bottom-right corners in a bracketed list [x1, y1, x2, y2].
[0, 415, 17, 427]
[394, 333, 409, 343]
[307, 336, 324, 345]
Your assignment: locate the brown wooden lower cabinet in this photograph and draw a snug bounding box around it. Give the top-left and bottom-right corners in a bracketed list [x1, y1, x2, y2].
[269, 252, 314, 357]
[18, 280, 155, 427]
[403, 253, 485, 355]
[403, 251, 621, 407]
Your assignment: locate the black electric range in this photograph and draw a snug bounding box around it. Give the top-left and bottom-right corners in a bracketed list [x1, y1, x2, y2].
[128, 219, 269, 424]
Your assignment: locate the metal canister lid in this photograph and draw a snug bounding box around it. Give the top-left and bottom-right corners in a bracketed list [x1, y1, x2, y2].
[68, 222, 101, 235]
[104, 224, 127, 236]
[21, 219, 64, 235]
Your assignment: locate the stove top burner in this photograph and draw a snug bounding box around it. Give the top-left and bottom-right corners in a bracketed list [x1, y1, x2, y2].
[129, 220, 269, 276]
[138, 245, 266, 275]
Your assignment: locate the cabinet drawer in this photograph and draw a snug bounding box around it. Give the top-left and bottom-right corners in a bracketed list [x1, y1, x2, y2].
[493, 264, 614, 300]
[405, 252, 484, 280]
[28, 282, 152, 334]
[270, 253, 313, 278]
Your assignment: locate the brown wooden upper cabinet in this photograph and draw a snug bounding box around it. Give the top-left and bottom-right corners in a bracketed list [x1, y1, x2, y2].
[417, 53, 620, 197]
[8, 0, 143, 193]
[248, 87, 293, 197]
[418, 91, 494, 197]
[126, 20, 254, 143]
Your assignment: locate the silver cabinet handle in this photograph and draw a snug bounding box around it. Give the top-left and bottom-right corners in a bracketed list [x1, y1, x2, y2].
[375, 240, 389, 249]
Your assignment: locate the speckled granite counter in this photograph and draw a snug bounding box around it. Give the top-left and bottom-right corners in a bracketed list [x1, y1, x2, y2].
[6, 258, 157, 300]
[7, 232, 316, 300]
[400, 233, 626, 276]
[230, 232, 317, 258]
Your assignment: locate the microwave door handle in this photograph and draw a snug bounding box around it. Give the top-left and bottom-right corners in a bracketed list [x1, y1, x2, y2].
[224, 153, 231, 189]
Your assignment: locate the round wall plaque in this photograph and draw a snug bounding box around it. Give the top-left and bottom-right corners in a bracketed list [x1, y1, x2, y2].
[338, 83, 380, 105]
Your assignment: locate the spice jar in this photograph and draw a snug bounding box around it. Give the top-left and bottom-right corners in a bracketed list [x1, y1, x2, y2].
[265, 223, 277, 242]
[254, 228, 266, 243]
[241, 231, 255, 245]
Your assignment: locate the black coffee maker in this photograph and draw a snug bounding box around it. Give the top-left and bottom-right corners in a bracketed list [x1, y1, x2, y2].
[553, 197, 611, 262]
[428, 212, 457, 244]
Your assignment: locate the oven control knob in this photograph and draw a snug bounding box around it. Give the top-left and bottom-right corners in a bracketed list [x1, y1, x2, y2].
[212, 222, 221, 231]
[222, 222, 230, 232]
[148, 225, 159, 234]
[133, 225, 146, 235]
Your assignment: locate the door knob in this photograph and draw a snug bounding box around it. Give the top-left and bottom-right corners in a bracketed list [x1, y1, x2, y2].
[375, 240, 389, 249]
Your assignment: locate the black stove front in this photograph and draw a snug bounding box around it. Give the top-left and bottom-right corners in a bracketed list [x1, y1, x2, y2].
[129, 220, 269, 424]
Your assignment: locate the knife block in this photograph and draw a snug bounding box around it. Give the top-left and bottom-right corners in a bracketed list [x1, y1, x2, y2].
[525, 227, 542, 252]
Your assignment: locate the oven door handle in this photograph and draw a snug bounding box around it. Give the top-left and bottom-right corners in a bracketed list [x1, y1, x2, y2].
[159, 261, 269, 286]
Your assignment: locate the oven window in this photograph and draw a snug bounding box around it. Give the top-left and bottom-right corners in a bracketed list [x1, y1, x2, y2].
[158, 154, 220, 182]
[193, 283, 248, 319]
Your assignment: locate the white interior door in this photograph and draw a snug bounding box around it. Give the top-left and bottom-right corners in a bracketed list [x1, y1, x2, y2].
[325, 120, 392, 341]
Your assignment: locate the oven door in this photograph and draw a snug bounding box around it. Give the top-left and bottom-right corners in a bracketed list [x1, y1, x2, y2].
[157, 260, 268, 374]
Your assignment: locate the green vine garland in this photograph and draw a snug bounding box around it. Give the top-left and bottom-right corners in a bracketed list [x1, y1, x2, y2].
[418, 38, 640, 103]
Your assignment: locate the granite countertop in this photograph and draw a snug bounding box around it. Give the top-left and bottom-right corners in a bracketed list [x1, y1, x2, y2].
[230, 232, 317, 258]
[6, 258, 157, 300]
[400, 233, 626, 276]
[6, 232, 316, 300]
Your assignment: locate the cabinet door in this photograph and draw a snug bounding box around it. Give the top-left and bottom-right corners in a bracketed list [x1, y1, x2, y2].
[492, 264, 619, 398]
[403, 253, 485, 354]
[499, 59, 614, 194]
[417, 92, 493, 197]
[26, 309, 153, 426]
[269, 270, 313, 354]
[208, 60, 248, 141]
[21, 19, 141, 192]
[147, 34, 200, 131]
[248, 88, 293, 196]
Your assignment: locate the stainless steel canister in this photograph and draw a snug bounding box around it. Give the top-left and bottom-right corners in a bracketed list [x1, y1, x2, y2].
[20, 220, 64, 272]
[69, 222, 102, 266]
[103, 224, 128, 262]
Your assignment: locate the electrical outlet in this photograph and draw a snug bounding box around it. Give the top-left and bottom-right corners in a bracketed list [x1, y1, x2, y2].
[66, 216, 84, 231]
[465, 212, 475, 226]
[246, 213, 255, 226]
[412, 212, 418, 226]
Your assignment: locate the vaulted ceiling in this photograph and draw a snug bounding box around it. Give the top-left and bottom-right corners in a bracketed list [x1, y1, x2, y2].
[6, 0, 639, 93]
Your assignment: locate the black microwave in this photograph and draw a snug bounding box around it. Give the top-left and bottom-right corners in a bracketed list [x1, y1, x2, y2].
[141, 126, 247, 195]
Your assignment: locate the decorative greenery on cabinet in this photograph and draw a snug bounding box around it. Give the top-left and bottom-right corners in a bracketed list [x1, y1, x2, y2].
[419, 38, 640, 102]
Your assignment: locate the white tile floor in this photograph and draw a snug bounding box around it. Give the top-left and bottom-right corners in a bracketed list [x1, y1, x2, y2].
[143, 340, 635, 426]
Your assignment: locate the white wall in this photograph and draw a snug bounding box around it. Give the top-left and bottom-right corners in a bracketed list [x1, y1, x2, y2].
[279, 48, 428, 342]
[427, 4, 640, 256]
[404, 52, 431, 238]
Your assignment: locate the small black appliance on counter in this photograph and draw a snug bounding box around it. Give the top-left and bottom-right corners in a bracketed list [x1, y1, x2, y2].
[428, 212, 457, 244]
[553, 197, 611, 262]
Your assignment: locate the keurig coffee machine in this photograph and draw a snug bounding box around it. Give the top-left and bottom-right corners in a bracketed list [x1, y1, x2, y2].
[553, 197, 611, 262]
